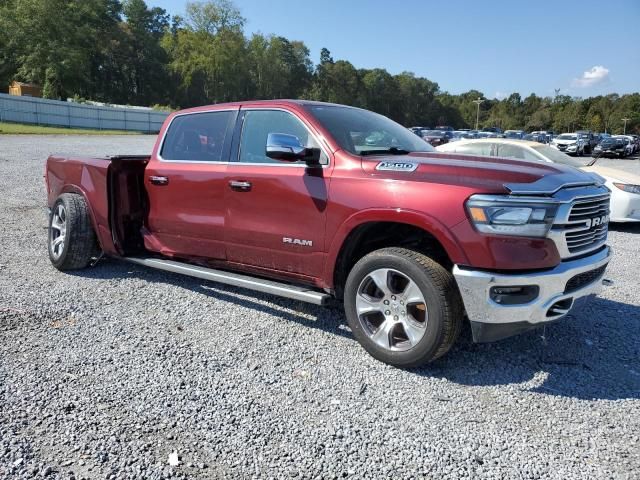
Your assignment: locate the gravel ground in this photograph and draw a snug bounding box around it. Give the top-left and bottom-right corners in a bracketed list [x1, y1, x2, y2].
[0, 135, 639, 480]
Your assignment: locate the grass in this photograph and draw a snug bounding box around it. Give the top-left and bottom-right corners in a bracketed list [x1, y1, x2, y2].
[0, 121, 143, 135]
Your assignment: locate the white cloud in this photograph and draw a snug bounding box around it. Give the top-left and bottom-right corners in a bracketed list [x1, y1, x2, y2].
[494, 91, 508, 100]
[571, 66, 610, 88]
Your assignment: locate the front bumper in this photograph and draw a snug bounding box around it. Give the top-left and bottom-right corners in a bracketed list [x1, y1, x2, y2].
[453, 246, 612, 342]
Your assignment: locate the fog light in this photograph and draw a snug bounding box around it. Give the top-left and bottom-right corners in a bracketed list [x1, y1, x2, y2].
[490, 285, 539, 305]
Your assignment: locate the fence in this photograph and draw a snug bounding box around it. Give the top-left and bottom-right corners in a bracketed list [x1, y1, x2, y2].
[0, 93, 169, 133]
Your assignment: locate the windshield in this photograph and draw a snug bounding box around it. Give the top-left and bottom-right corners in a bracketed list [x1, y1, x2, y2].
[557, 134, 577, 140]
[531, 145, 590, 167]
[423, 130, 445, 136]
[305, 105, 435, 155]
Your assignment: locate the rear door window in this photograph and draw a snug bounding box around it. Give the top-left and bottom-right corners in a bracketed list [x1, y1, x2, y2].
[161, 110, 236, 161]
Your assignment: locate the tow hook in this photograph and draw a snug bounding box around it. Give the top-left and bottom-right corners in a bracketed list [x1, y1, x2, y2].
[602, 278, 614, 287]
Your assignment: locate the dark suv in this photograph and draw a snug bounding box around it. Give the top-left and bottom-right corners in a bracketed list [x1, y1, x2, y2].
[593, 137, 627, 158]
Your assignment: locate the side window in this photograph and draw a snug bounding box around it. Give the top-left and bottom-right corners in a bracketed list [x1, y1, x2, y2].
[238, 110, 327, 164]
[161, 110, 235, 161]
[496, 144, 525, 160]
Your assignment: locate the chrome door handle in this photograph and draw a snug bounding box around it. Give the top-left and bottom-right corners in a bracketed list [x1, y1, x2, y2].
[229, 180, 252, 191]
[149, 175, 169, 186]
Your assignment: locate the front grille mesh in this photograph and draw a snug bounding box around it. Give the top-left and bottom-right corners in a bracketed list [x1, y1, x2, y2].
[564, 264, 608, 294]
[565, 197, 609, 254]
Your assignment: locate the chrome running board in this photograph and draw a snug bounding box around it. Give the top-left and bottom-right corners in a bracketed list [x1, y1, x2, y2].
[125, 257, 331, 306]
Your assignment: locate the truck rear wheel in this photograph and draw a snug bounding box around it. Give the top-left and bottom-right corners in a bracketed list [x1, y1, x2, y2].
[48, 193, 99, 271]
[344, 247, 463, 367]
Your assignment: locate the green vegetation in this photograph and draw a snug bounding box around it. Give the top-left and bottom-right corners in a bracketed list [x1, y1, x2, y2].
[0, 122, 139, 135]
[0, 0, 638, 133]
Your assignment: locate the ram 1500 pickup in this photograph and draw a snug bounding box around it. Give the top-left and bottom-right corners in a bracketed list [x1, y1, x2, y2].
[45, 100, 613, 367]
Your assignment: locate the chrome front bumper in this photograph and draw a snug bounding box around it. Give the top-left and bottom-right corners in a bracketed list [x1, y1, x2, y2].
[453, 246, 612, 342]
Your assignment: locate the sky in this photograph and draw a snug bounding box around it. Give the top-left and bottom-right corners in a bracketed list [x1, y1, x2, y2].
[149, 0, 640, 99]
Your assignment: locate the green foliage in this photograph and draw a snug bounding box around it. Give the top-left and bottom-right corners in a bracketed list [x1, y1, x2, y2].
[0, 0, 637, 134]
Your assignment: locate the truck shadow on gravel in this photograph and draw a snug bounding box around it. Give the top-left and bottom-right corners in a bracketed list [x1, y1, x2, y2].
[72, 260, 639, 402]
[420, 296, 640, 401]
[609, 222, 640, 233]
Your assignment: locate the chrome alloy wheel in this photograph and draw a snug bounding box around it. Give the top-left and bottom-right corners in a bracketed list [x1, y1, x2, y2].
[355, 268, 428, 352]
[50, 204, 67, 260]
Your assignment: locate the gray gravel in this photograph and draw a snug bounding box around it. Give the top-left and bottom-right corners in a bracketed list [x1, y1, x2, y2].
[1, 135, 639, 480]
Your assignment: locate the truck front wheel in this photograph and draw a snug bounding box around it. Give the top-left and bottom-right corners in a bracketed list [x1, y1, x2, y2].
[48, 193, 99, 271]
[344, 247, 463, 367]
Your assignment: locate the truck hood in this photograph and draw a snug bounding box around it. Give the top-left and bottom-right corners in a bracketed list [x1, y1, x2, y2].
[361, 152, 603, 195]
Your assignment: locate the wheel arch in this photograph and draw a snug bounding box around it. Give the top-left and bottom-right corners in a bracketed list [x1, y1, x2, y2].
[324, 209, 468, 298]
[57, 185, 104, 252]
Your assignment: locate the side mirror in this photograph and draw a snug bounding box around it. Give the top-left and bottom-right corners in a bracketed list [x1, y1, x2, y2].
[266, 133, 320, 164]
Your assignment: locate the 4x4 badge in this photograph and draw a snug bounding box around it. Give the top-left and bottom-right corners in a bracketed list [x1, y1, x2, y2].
[375, 161, 418, 172]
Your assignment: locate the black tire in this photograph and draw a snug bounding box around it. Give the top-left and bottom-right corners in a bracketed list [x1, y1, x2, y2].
[344, 247, 464, 367]
[48, 193, 100, 271]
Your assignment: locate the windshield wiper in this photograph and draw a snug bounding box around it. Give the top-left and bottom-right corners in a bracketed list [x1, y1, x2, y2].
[360, 147, 412, 156]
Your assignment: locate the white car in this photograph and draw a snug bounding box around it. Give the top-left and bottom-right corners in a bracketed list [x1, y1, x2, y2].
[436, 138, 640, 222]
[550, 133, 587, 156]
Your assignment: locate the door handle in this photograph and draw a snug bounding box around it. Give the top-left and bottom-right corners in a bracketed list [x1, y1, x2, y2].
[229, 180, 252, 191]
[149, 175, 169, 186]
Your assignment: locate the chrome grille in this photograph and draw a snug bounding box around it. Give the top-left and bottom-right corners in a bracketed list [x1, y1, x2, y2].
[568, 197, 609, 222]
[564, 196, 609, 255]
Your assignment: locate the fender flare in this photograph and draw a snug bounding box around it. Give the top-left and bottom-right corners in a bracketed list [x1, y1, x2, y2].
[322, 208, 469, 288]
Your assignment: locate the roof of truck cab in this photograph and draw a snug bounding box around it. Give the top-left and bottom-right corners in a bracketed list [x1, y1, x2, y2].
[174, 99, 358, 115]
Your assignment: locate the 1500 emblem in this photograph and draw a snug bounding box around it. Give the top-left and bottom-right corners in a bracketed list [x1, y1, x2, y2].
[585, 215, 609, 228]
[375, 161, 418, 172]
[283, 237, 313, 247]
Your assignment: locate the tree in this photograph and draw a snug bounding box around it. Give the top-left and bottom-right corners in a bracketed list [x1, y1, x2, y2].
[247, 34, 312, 99]
[119, 0, 171, 105]
[2, 0, 123, 99]
[162, 0, 250, 105]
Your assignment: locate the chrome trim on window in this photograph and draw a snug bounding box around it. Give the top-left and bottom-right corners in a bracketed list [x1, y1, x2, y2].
[156, 108, 238, 163]
[232, 107, 331, 168]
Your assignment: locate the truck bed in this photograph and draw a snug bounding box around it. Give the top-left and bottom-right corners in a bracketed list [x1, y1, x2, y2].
[46, 155, 150, 256]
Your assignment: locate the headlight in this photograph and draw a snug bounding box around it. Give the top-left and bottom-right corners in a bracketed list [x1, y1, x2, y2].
[614, 183, 640, 195]
[466, 196, 558, 237]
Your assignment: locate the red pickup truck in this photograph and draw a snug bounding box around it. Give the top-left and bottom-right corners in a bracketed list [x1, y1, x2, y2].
[45, 100, 612, 367]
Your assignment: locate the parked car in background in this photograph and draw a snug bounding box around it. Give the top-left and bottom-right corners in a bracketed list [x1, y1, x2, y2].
[551, 133, 587, 156]
[481, 127, 503, 136]
[436, 138, 640, 222]
[476, 131, 497, 138]
[577, 130, 597, 154]
[531, 132, 548, 144]
[612, 136, 634, 156]
[434, 125, 454, 132]
[450, 130, 473, 142]
[421, 129, 450, 146]
[594, 137, 628, 158]
[409, 126, 430, 137]
[504, 130, 525, 139]
[614, 135, 638, 155]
